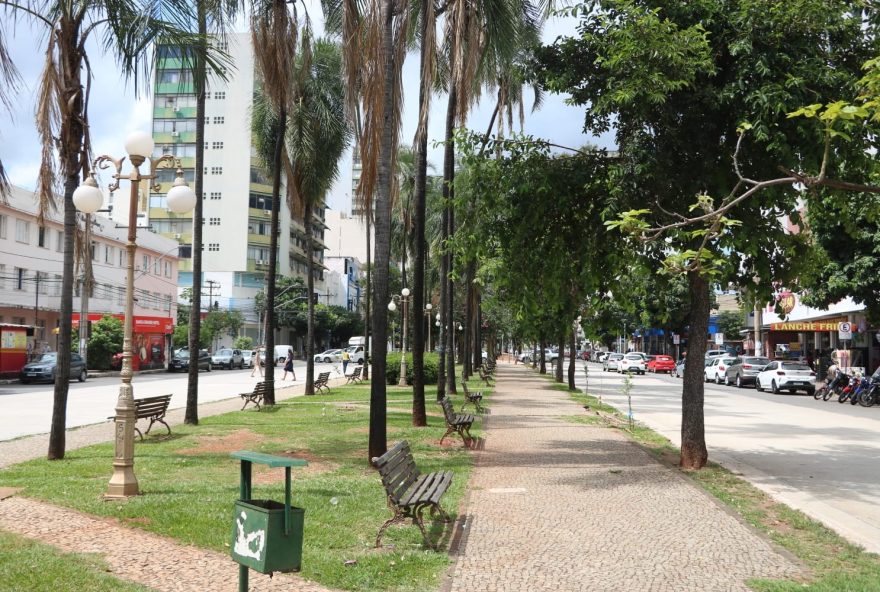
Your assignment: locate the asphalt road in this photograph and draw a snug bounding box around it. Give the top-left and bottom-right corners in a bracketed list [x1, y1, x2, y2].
[575, 361, 880, 554]
[0, 360, 346, 442]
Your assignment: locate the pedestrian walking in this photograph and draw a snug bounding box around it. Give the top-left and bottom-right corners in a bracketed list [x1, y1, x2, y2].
[342, 349, 350, 375]
[282, 348, 296, 381]
[251, 346, 263, 378]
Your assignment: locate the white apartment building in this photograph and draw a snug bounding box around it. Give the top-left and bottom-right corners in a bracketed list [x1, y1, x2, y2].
[0, 185, 179, 363]
[145, 33, 327, 347]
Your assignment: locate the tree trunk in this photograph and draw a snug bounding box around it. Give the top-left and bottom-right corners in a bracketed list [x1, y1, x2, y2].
[185, 4, 207, 425]
[368, 0, 396, 461]
[305, 202, 315, 395]
[463, 265, 472, 379]
[264, 108, 287, 406]
[539, 338, 546, 374]
[436, 200, 447, 400]
[681, 270, 709, 469]
[410, 0, 430, 426]
[568, 330, 576, 390]
[364, 213, 371, 381]
[443, 86, 457, 395]
[48, 23, 85, 460]
[472, 290, 482, 373]
[555, 335, 564, 382]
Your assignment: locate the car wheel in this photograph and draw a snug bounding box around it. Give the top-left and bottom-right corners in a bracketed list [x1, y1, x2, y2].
[771, 380, 779, 394]
[756, 378, 763, 392]
[715, 373, 721, 384]
[724, 374, 730, 386]
[21, 378, 30, 384]
[78, 369, 87, 382]
[736, 374, 742, 388]
[325, 357, 331, 363]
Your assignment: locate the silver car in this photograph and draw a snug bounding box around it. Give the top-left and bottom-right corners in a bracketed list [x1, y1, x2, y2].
[603, 353, 624, 372]
[211, 348, 244, 369]
[314, 349, 342, 363]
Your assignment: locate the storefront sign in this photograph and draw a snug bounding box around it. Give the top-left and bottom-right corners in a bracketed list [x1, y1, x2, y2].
[838, 322, 852, 340]
[72, 314, 174, 334]
[778, 291, 796, 314]
[769, 317, 849, 332]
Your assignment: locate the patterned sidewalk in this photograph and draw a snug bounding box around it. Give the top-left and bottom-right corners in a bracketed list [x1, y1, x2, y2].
[445, 364, 802, 592]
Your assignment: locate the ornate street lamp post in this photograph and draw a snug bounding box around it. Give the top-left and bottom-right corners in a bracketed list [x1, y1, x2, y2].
[388, 287, 410, 387]
[73, 131, 196, 498]
[424, 303, 433, 353]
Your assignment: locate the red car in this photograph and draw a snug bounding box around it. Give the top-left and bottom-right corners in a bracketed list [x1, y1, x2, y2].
[647, 355, 676, 373]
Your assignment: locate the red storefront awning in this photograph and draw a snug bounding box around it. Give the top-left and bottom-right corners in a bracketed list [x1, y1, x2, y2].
[72, 314, 174, 334]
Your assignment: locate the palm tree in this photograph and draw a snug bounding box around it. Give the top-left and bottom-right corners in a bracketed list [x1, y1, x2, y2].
[253, 34, 351, 396]
[0, 0, 220, 459]
[249, 0, 299, 406]
[0, 36, 20, 197]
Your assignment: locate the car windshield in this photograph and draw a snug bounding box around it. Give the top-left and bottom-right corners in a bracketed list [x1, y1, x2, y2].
[609, 354, 623, 360]
[744, 357, 770, 365]
[176, 350, 190, 359]
[217, 349, 232, 355]
[781, 363, 811, 371]
[625, 354, 641, 360]
[35, 353, 57, 363]
[657, 356, 672, 361]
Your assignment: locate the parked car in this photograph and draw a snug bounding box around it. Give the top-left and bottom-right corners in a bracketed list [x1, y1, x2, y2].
[20, 352, 87, 384]
[619, 353, 646, 375]
[672, 358, 686, 378]
[705, 349, 728, 359]
[169, 348, 212, 372]
[756, 361, 816, 395]
[518, 351, 533, 363]
[211, 348, 244, 369]
[595, 351, 609, 363]
[647, 355, 676, 373]
[603, 353, 624, 372]
[241, 350, 254, 368]
[723, 356, 771, 387]
[315, 349, 342, 363]
[704, 356, 736, 383]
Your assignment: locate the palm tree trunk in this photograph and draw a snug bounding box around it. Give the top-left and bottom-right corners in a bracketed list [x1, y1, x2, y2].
[368, 0, 396, 461]
[185, 4, 207, 425]
[305, 203, 316, 395]
[568, 329, 576, 390]
[436, 199, 447, 401]
[443, 85, 457, 395]
[463, 265, 471, 380]
[48, 23, 86, 460]
[264, 108, 287, 406]
[364, 213, 371, 381]
[681, 270, 709, 469]
[556, 334, 564, 382]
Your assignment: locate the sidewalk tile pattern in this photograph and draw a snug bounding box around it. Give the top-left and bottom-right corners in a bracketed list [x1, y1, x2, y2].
[446, 365, 801, 592]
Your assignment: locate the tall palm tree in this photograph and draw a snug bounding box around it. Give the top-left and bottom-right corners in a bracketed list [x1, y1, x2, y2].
[0, 0, 220, 459]
[250, 0, 299, 406]
[253, 34, 351, 396]
[0, 33, 20, 198]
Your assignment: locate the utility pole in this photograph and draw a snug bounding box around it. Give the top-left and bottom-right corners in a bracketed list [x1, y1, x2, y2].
[33, 271, 40, 354]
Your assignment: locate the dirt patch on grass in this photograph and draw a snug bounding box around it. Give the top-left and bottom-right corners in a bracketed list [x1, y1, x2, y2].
[252, 450, 338, 482]
[123, 516, 152, 526]
[177, 429, 262, 455]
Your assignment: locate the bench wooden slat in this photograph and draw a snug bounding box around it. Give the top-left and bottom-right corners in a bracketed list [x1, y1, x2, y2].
[439, 398, 474, 447]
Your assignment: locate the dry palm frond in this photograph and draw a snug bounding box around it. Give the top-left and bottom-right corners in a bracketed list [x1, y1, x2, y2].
[251, 0, 297, 110]
[35, 28, 61, 224]
[413, 0, 435, 147]
[0, 26, 22, 199]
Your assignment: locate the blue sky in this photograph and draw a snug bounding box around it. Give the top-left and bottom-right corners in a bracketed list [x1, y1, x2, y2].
[0, 9, 613, 213]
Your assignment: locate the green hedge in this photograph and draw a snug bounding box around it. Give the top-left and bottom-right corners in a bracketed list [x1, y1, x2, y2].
[385, 352, 439, 385]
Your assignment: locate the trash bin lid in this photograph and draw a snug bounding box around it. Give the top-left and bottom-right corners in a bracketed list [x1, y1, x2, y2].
[230, 450, 309, 468]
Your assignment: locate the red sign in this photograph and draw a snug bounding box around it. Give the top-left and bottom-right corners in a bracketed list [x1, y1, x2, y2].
[72, 314, 174, 334]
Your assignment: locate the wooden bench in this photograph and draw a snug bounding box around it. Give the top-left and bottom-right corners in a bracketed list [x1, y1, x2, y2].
[460, 380, 484, 413]
[371, 440, 453, 549]
[108, 394, 172, 440]
[240, 381, 266, 411]
[346, 366, 362, 384]
[314, 371, 331, 394]
[477, 365, 493, 386]
[439, 397, 474, 446]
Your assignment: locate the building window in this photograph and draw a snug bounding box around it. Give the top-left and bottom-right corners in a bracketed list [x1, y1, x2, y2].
[15, 219, 29, 244]
[116, 286, 125, 305]
[213, 116, 224, 124]
[14, 267, 25, 290]
[154, 258, 160, 274]
[54, 274, 62, 296]
[209, 192, 222, 200]
[208, 243, 220, 252]
[209, 217, 220, 225]
[0, 264, 5, 289]
[37, 226, 47, 248]
[165, 261, 171, 277]
[215, 91, 226, 99]
[0, 214, 6, 239]
[91, 242, 99, 261]
[56, 229, 63, 252]
[211, 166, 223, 175]
[119, 249, 125, 267]
[105, 245, 113, 264]
[204, 142, 209, 150]
[143, 254, 150, 272]
[212, 141, 224, 149]
[36, 271, 48, 295]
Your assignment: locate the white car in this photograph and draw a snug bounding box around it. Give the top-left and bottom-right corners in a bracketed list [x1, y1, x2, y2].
[756, 361, 816, 395]
[314, 349, 342, 363]
[603, 353, 624, 372]
[705, 349, 728, 359]
[704, 356, 736, 383]
[618, 353, 646, 375]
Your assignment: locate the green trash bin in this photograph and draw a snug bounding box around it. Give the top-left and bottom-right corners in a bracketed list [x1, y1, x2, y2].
[230, 451, 308, 583]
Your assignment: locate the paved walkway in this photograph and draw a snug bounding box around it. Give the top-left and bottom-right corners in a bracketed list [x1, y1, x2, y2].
[446, 364, 802, 591]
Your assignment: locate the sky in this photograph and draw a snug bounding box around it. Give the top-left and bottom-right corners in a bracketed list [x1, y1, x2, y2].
[0, 8, 614, 214]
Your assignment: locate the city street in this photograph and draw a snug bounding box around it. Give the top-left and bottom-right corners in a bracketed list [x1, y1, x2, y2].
[575, 361, 880, 554]
[0, 361, 346, 442]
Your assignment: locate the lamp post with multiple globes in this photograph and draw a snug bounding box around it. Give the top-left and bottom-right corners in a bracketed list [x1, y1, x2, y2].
[73, 131, 196, 498]
[387, 287, 410, 387]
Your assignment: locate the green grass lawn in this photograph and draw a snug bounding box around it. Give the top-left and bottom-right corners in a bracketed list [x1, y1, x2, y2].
[0, 377, 489, 592]
[0, 530, 153, 592]
[556, 376, 880, 592]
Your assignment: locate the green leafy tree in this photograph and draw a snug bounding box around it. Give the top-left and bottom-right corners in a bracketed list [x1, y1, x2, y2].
[534, 0, 875, 468]
[715, 310, 744, 341]
[87, 316, 124, 371]
[234, 336, 254, 350]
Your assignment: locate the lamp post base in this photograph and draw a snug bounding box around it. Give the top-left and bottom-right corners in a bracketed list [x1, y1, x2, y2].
[105, 464, 140, 498]
[398, 359, 407, 387]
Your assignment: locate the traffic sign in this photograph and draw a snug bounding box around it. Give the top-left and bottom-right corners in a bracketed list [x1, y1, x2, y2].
[838, 322, 852, 341]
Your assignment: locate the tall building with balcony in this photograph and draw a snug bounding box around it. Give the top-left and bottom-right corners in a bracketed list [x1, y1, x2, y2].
[146, 33, 328, 347]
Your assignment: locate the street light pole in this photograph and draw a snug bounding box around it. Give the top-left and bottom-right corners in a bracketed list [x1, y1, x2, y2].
[425, 303, 433, 353]
[388, 287, 410, 387]
[73, 131, 195, 498]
